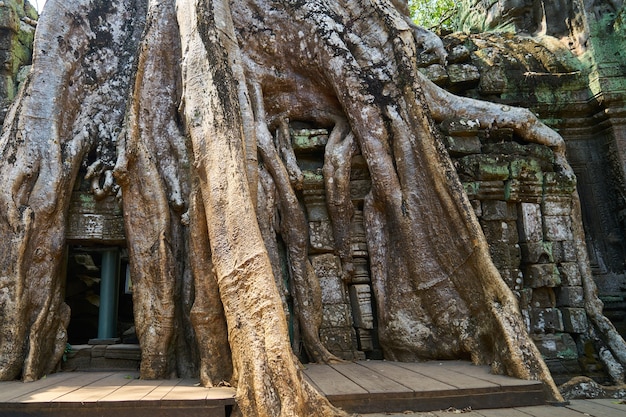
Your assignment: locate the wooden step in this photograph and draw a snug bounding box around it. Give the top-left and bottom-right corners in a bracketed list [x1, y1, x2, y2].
[304, 360, 546, 414]
[0, 360, 546, 416]
[0, 371, 235, 417]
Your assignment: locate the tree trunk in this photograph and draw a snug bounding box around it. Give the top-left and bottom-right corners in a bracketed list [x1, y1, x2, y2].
[7, 0, 626, 414]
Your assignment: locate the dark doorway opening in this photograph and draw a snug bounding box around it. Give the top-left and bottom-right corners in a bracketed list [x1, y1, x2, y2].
[64, 246, 135, 345]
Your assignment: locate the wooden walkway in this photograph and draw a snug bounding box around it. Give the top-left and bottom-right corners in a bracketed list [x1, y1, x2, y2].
[1, 360, 614, 417]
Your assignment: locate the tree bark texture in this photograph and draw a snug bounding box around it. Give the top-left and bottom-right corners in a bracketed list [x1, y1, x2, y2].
[6, 0, 626, 414]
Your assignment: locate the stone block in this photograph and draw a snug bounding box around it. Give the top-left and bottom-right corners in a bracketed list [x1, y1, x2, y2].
[529, 308, 564, 333]
[518, 288, 533, 309]
[352, 257, 371, 284]
[105, 344, 142, 361]
[520, 241, 553, 264]
[532, 333, 578, 360]
[544, 172, 576, 196]
[349, 179, 371, 202]
[506, 180, 543, 203]
[322, 303, 352, 328]
[439, 118, 480, 137]
[531, 288, 556, 308]
[475, 181, 506, 200]
[291, 128, 328, 153]
[311, 254, 345, 305]
[447, 63, 481, 85]
[543, 215, 573, 242]
[524, 263, 561, 288]
[481, 200, 517, 221]
[557, 263, 582, 286]
[91, 345, 107, 358]
[488, 242, 521, 269]
[553, 241, 577, 263]
[416, 51, 440, 67]
[442, 135, 481, 156]
[419, 64, 449, 85]
[479, 65, 508, 95]
[355, 328, 375, 351]
[303, 190, 329, 222]
[349, 284, 375, 330]
[319, 327, 356, 356]
[464, 154, 510, 181]
[556, 286, 584, 308]
[542, 197, 572, 216]
[517, 203, 543, 242]
[561, 308, 588, 333]
[448, 44, 470, 63]
[309, 220, 335, 253]
[509, 158, 544, 183]
[480, 220, 518, 244]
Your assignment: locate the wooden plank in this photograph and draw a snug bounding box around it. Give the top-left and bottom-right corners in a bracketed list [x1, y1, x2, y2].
[565, 399, 626, 417]
[97, 378, 167, 402]
[10, 372, 115, 403]
[0, 372, 77, 402]
[442, 361, 543, 389]
[394, 362, 498, 391]
[139, 378, 183, 401]
[303, 363, 368, 398]
[162, 379, 210, 401]
[53, 372, 137, 403]
[358, 361, 456, 393]
[330, 362, 412, 395]
[204, 387, 236, 401]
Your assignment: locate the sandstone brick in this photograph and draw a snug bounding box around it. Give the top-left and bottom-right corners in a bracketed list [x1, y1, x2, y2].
[319, 327, 356, 357]
[557, 263, 582, 286]
[439, 118, 480, 137]
[556, 286, 584, 307]
[447, 63, 481, 85]
[442, 135, 481, 156]
[553, 241, 578, 263]
[517, 203, 543, 242]
[532, 333, 578, 360]
[481, 200, 517, 221]
[309, 220, 335, 253]
[530, 308, 564, 333]
[524, 263, 561, 288]
[419, 64, 449, 85]
[510, 158, 544, 183]
[355, 328, 375, 351]
[475, 180, 506, 200]
[349, 284, 374, 330]
[311, 254, 345, 305]
[321, 304, 352, 328]
[518, 288, 533, 309]
[542, 197, 572, 216]
[520, 241, 554, 264]
[481, 220, 518, 244]
[561, 308, 588, 333]
[349, 179, 371, 202]
[488, 242, 521, 269]
[543, 215, 573, 242]
[531, 288, 556, 308]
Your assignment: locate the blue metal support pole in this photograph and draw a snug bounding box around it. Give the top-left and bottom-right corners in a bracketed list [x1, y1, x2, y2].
[98, 248, 120, 339]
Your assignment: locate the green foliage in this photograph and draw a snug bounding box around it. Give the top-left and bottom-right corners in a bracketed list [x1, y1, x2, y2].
[408, 0, 458, 32]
